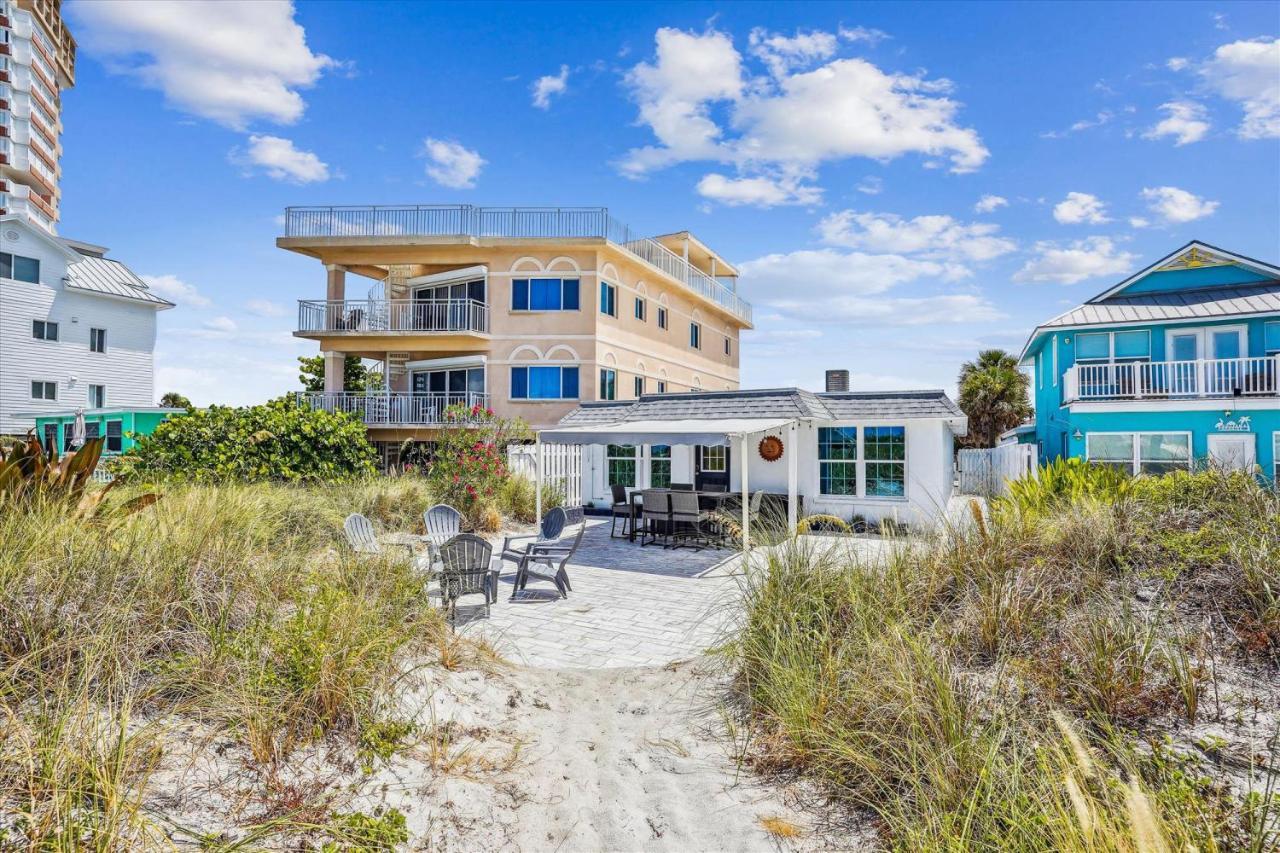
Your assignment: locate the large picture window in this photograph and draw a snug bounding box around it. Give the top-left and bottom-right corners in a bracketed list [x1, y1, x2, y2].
[607, 444, 636, 487]
[511, 278, 578, 311]
[650, 445, 671, 488]
[818, 427, 858, 496]
[1086, 432, 1192, 475]
[510, 365, 579, 400]
[1075, 330, 1151, 362]
[1, 252, 40, 283]
[864, 426, 906, 497]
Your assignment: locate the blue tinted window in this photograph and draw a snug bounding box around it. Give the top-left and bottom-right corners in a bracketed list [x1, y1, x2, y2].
[1266, 321, 1280, 354]
[529, 366, 562, 398]
[563, 279, 580, 310]
[1076, 333, 1109, 360]
[561, 367, 579, 398]
[600, 282, 617, 317]
[510, 366, 528, 398]
[1114, 331, 1150, 359]
[530, 278, 561, 310]
[512, 279, 530, 310]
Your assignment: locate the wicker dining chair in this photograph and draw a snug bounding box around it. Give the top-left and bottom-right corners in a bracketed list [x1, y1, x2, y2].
[639, 489, 671, 547]
[669, 489, 712, 550]
[609, 484, 632, 538]
[437, 533, 496, 623]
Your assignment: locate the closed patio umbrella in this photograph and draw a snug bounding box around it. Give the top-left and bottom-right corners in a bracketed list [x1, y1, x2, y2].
[70, 408, 86, 449]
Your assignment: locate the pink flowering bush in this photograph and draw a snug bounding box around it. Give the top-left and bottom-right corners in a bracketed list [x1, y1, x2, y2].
[427, 403, 530, 530]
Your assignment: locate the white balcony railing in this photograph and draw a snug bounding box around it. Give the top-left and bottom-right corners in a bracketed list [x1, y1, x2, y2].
[1064, 356, 1280, 402]
[297, 298, 489, 334]
[300, 392, 491, 426]
[282, 205, 753, 324]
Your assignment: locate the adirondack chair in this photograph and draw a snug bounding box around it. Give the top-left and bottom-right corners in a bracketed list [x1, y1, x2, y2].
[499, 507, 566, 572]
[437, 533, 496, 622]
[422, 504, 463, 564]
[343, 513, 430, 570]
[512, 516, 584, 599]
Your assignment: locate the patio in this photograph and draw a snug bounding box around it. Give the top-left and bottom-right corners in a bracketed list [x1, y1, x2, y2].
[456, 519, 899, 669]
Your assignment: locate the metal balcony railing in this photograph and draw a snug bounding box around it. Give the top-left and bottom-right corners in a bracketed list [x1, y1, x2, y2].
[1064, 356, 1280, 402]
[296, 298, 489, 334]
[282, 205, 753, 324]
[300, 392, 491, 426]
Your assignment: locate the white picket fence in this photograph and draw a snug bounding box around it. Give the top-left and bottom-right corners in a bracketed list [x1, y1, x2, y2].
[507, 444, 583, 507]
[957, 444, 1038, 498]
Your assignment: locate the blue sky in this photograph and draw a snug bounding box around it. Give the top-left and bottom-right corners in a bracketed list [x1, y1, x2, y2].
[57, 0, 1280, 404]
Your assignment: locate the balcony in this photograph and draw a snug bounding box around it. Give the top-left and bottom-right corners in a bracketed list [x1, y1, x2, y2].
[281, 205, 753, 325]
[297, 298, 489, 335]
[1064, 357, 1280, 403]
[300, 391, 491, 426]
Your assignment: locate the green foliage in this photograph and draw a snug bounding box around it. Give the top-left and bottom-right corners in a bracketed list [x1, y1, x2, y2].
[321, 807, 409, 851]
[495, 474, 564, 523]
[426, 403, 531, 528]
[957, 348, 1033, 448]
[157, 391, 192, 409]
[999, 457, 1133, 519]
[0, 433, 159, 519]
[113, 396, 378, 483]
[298, 354, 383, 393]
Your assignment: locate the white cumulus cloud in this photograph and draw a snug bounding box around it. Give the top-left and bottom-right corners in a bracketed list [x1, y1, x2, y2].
[246, 298, 287, 318]
[1141, 186, 1220, 223]
[531, 65, 569, 109]
[1200, 38, 1280, 139]
[1143, 100, 1210, 145]
[748, 27, 838, 77]
[141, 274, 210, 308]
[1053, 192, 1110, 225]
[696, 172, 822, 207]
[72, 0, 334, 130]
[421, 138, 486, 189]
[1014, 237, 1137, 285]
[817, 210, 1016, 262]
[231, 134, 329, 183]
[974, 194, 1008, 213]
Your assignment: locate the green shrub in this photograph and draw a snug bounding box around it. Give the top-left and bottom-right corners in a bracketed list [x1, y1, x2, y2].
[496, 474, 564, 523]
[113, 396, 377, 483]
[321, 807, 409, 851]
[999, 457, 1132, 519]
[425, 404, 530, 528]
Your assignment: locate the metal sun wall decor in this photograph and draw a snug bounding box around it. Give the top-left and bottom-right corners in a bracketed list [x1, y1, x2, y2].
[758, 435, 784, 462]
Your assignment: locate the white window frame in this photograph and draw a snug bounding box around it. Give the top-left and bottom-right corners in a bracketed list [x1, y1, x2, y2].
[32, 319, 58, 341]
[699, 444, 727, 473]
[656, 380, 667, 393]
[1164, 325, 1246, 362]
[1052, 334, 1058, 387]
[657, 306, 668, 329]
[606, 443, 637, 488]
[1076, 329, 1153, 363]
[31, 380, 56, 400]
[634, 296, 646, 321]
[599, 281, 618, 318]
[509, 276, 576, 312]
[1264, 321, 1280, 357]
[1085, 431, 1193, 475]
[90, 327, 107, 353]
[648, 444, 671, 488]
[816, 424, 909, 501]
[88, 384, 106, 408]
[599, 367, 617, 401]
[633, 374, 644, 397]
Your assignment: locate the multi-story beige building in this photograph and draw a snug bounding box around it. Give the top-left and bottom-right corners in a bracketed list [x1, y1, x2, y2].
[0, 0, 74, 234]
[278, 205, 752, 460]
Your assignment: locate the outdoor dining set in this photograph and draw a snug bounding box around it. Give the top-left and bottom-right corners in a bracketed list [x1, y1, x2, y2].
[608, 483, 765, 550]
[342, 504, 585, 623]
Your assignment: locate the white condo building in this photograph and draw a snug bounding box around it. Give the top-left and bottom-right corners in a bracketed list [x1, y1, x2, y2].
[0, 0, 74, 234]
[0, 215, 174, 436]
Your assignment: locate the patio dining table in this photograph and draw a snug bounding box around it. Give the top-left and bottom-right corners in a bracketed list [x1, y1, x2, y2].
[626, 489, 733, 543]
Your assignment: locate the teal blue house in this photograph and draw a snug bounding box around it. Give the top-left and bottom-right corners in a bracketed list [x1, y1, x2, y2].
[1019, 242, 1280, 481]
[28, 407, 185, 457]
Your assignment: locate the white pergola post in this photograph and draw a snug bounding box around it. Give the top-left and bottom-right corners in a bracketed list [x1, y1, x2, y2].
[740, 433, 750, 553]
[787, 420, 798, 534]
[534, 433, 543, 521]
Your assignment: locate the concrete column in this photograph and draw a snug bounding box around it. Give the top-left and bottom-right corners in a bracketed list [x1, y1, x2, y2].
[325, 264, 346, 301]
[323, 351, 345, 394]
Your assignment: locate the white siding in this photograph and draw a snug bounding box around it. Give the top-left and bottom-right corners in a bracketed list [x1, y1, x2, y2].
[1, 227, 159, 434]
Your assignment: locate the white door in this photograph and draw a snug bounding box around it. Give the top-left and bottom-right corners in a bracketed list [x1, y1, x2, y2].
[1207, 434, 1256, 471]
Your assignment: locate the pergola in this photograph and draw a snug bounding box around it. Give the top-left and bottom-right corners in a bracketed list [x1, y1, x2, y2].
[536, 416, 803, 550]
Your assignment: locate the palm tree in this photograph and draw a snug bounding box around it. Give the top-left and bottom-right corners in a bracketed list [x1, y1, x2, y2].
[957, 349, 1032, 448]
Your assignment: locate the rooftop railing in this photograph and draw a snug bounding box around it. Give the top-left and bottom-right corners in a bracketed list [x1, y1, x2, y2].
[282, 205, 752, 324]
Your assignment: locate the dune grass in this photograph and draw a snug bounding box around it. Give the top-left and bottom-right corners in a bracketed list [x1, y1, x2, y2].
[726, 468, 1279, 851]
[0, 478, 481, 848]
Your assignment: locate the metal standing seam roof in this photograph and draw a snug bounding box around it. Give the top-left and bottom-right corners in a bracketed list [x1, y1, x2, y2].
[556, 388, 965, 426]
[1038, 281, 1280, 329]
[64, 255, 175, 307]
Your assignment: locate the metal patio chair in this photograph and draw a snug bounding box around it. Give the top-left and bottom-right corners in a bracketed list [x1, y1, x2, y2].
[438, 533, 496, 622]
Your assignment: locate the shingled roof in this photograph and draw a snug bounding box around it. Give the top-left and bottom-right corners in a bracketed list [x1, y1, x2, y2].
[556, 388, 963, 426]
[1037, 281, 1280, 329]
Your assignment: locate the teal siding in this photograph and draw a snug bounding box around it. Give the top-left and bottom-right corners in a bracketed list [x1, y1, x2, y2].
[33, 409, 181, 455]
[1114, 265, 1272, 295]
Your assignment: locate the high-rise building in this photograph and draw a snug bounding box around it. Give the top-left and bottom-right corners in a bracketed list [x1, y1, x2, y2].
[0, 0, 75, 234]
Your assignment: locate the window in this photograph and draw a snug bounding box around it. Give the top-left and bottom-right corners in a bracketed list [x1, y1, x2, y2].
[1, 252, 40, 283]
[657, 307, 668, 329]
[864, 426, 906, 497]
[818, 427, 859, 496]
[1265, 322, 1280, 356]
[657, 381, 667, 393]
[649, 445, 671, 488]
[412, 366, 485, 398]
[90, 328, 107, 353]
[43, 423, 58, 456]
[689, 322, 701, 349]
[607, 444, 636, 487]
[31, 380, 56, 400]
[106, 420, 123, 453]
[511, 277, 578, 311]
[634, 375, 644, 397]
[699, 445, 727, 473]
[63, 422, 100, 451]
[634, 297, 646, 321]
[600, 281, 617, 317]
[32, 319, 58, 341]
[88, 384, 106, 408]
[510, 365, 579, 400]
[599, 368, 617, 400]
[1086, 432, 1192, 475]
[724, 337, 731, 356]
[1076, 330, 1151, 363]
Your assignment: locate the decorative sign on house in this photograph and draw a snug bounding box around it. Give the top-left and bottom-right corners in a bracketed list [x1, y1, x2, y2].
[1215, 415, 1253, 432]
[758, 435, 784, 462]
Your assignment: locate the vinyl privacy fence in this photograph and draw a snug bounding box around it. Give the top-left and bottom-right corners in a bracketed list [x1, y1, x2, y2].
[507, 444, 583, 507]
[957, 444, 1039, 498]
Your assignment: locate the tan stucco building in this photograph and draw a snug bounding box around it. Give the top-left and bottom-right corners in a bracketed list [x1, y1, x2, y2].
[278, 206, 753, 460]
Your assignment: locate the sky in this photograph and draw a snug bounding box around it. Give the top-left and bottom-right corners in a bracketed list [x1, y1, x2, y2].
[55, 0, 1280, 405]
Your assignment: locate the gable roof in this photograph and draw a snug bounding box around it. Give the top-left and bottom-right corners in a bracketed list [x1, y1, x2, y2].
[1, 215, 83, 264]
[557, 387, 965, 427]
[64, 254, 175, 308]
[1019, 241, 1280, 362]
